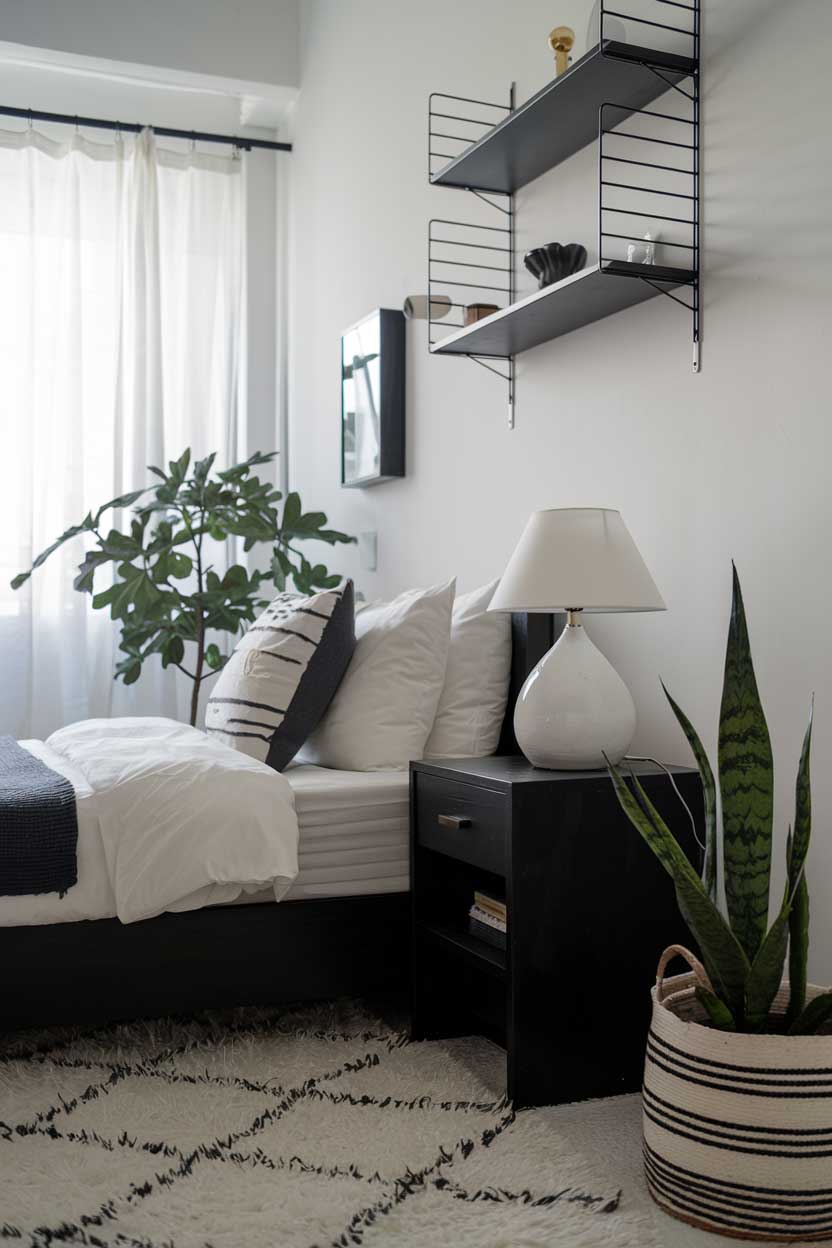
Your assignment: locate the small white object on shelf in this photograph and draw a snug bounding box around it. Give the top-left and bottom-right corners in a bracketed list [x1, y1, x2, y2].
[627, 232, 659, 266]
[489, 508, 665, 770]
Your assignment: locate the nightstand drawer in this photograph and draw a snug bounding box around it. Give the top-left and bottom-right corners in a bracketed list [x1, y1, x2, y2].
[415, 773, 507, 874]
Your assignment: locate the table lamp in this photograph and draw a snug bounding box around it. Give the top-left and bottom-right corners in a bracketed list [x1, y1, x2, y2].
[489, 508, 665, 769]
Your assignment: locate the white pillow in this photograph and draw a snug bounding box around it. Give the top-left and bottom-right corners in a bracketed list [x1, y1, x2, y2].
[424, 580, 512, 759]
[300, 578, 456, 771]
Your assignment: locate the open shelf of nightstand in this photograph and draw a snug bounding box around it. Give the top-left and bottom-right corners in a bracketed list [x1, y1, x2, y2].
[417, 918, 507, 976]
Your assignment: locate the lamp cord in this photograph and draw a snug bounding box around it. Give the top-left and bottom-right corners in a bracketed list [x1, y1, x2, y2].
[623, 755, 707, 858]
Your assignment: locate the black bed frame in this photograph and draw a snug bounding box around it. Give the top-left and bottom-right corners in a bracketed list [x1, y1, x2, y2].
[0, 615, 555, 1030]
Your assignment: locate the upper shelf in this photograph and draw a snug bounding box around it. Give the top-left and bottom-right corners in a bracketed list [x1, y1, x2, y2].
[430, 262, 693, 359]
[430, 41, 697, 195]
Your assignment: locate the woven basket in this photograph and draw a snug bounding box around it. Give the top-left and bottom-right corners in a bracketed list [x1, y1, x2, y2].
[643, 945, 832, 1242]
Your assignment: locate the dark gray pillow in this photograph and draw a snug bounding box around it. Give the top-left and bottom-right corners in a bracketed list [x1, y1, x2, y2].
[204, 580, 355, 771]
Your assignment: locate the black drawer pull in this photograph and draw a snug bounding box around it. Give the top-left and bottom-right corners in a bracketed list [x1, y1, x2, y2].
[437, 813, 472, 830]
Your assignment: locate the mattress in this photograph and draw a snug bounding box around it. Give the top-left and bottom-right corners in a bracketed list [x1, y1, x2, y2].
[276, 763, 410, 900]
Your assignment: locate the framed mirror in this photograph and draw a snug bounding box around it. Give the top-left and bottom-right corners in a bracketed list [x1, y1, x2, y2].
[341, 308, 405, 488]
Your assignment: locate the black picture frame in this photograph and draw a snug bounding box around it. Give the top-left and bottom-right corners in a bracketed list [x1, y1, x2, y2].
[341, 308, 405, 488]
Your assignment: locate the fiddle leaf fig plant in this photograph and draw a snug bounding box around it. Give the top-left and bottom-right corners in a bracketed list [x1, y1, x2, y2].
[11, 449, 355, 727]
[607, 565, 831, 1035]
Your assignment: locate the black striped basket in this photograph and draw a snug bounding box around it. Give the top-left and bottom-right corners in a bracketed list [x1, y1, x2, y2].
[643, 945, 832, 1243]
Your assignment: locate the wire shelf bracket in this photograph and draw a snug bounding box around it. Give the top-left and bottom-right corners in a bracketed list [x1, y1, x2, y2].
[428, 85, 517, 428]
[598, 0, 701, 371]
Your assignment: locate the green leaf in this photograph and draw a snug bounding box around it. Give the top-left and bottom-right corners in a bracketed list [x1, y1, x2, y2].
[160, 634, 185, 669]
[73, 549, 112, 595]
[787, 870, 809, 1030]
[695, 987, 737, 1031]
[92, 583, 121, 611]
[313, 528, 357, 546]
[93, 488, 148, 523]
[222, 565, 248, 589]
[193, 452, 217, 484]
[168, 552, 193, 580]
[282, 491, 301, 530]
[745, 877, 791, 1031]
[168, 448, 191, 482]
[662, 681, 718, 900]
[121, 660, 142, 685]
[788, 991, 832, 1036]
[99, 529, 141, 558]
[11, 517, 93, 588]
[607, 760, 750, 1021]
[786, 704, 813, 1025]
[204, 643, 223, 670]
[718, 564, 774, 962]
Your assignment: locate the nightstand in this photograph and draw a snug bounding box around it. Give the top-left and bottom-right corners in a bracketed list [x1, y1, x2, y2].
[410, 756, 703, 1109]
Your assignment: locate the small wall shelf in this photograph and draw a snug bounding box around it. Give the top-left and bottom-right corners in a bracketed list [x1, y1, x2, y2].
[427, 1, 701, 427]
[430, 41, 696, 195]
[431, 261, 693, 359]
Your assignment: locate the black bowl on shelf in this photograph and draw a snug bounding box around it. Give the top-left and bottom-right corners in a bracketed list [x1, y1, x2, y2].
[523, 242, 587, 289]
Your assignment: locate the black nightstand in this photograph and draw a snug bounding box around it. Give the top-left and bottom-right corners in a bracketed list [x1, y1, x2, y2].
[410, 755, 703, 1109]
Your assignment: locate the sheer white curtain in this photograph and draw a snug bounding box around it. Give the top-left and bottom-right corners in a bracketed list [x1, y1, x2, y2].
[0, 127, 243, 738]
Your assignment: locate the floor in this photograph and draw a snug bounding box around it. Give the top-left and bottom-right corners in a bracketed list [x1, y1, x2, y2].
[0, 1000, 810, 1247]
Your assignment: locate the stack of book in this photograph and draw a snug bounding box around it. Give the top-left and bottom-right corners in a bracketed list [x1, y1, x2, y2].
[468, 891, 507, 950]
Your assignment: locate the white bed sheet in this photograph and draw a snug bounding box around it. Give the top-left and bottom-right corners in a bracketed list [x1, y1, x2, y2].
[0, 756, 409, 926]
[1, 722, 299, 926]
[269, 763, 409, 900]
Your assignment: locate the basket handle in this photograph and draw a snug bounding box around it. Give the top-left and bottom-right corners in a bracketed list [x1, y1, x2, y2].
[655, 944, 715, 1005]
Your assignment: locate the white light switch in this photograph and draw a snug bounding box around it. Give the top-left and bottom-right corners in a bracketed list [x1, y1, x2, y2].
[359, 531, 378, 571]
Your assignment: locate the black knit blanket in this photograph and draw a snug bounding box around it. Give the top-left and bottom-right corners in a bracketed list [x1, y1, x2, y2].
[0, 737, 78, 897]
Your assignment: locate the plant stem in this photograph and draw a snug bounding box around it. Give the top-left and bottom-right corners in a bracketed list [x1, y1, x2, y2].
[190, 515, 206, 728]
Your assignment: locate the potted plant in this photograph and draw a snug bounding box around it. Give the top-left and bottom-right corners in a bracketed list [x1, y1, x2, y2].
[607, 566, 832, 1242]
[12, 449, 354, 726]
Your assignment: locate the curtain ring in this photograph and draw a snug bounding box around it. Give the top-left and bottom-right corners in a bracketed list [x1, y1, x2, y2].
[190, 131, 196, 153]
[27, 109, 34, 131]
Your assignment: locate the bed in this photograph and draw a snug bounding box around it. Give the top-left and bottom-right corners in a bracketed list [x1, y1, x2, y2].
[0, 614, 552, 1029]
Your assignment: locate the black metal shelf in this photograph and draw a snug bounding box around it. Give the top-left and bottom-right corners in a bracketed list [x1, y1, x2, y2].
[430, 261, 693, 358]
[431, 41, 696, 195]
[426, 1, 701, 422]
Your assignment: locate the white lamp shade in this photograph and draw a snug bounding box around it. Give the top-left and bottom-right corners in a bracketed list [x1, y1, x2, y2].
[489, 508, 665, 613]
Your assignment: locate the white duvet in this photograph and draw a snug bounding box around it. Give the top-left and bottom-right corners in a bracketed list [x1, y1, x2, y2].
[0, 718, 299, 927]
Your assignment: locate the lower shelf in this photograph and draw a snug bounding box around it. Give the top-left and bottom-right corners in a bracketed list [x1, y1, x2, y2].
[430, 262, 693, 359]
[417, 918, 507, 976]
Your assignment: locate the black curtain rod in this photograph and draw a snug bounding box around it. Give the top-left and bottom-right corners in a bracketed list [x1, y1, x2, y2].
[0, 105, 291, 152]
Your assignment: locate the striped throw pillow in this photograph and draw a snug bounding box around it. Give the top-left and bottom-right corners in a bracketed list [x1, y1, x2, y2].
[204, 580, 355, 771]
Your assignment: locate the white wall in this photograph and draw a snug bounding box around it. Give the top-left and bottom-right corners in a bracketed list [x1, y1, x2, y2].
[1, 0, 299, 88]
[288, 0, 832, 978]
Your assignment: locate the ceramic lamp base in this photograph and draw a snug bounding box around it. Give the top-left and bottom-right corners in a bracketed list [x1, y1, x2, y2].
[514, 615, 636, 770]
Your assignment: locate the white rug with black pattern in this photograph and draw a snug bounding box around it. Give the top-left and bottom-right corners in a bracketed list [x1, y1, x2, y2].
[0, 1000, 717, 1248]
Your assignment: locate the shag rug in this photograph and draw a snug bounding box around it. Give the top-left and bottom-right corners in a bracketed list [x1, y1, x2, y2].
[0, 1000, 714, 1248]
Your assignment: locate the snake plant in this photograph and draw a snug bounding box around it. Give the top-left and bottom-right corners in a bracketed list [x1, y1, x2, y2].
[607, 565, 831, 1035]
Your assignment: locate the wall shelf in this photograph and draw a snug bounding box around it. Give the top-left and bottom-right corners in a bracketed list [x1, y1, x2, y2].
[427, 1, 701, 426]
[431, 262, 693, 359]
[431, 41, 696, 195]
